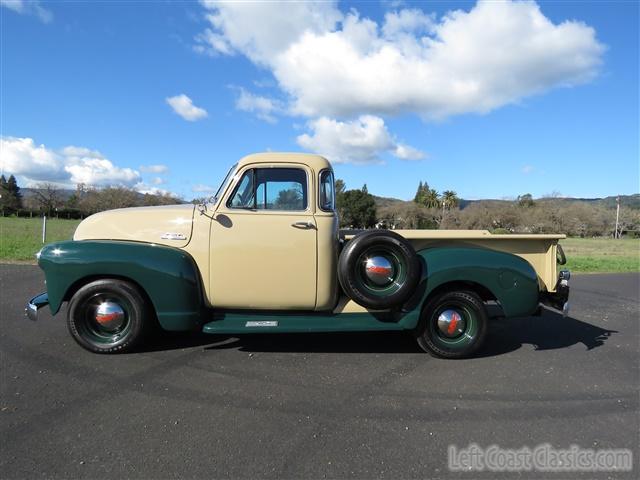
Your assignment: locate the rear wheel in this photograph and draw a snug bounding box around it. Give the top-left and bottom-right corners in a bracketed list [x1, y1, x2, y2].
[67, 279, 149, 354]
[416, 290, 488, 359]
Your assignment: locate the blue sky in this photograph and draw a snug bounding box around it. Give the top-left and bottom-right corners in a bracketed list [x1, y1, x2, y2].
[1, 0, 638, 201]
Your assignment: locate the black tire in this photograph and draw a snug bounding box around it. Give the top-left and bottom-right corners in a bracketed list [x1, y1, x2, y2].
[416, 290, 488, 359]
[338, 230, 421, 309]
[67, 279, 150, 354]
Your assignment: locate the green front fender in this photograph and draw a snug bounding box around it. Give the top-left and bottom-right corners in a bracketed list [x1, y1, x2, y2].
[402, 246, 539, 325]
[38, 240, 203, 331]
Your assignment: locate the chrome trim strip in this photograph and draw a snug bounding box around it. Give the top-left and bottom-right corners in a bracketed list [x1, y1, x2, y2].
[245, 321, 278, 327]
[160, 232, 187, 240]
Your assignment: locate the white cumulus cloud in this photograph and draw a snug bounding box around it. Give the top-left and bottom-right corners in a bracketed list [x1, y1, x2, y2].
[0, 136, 65, 183]
[234, 87, 282, 123]
[199, 0, 605, 120]
[166, 94, 208, 121]
[0, 136, 141, 187]
[296, 116, 424, 165]
[195, 0, 342, 64]
[61, 146, 139, 186]
[1, 0, 52, 23]
[134, 182, 174, 196]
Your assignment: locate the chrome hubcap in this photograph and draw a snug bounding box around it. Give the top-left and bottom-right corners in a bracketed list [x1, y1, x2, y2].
[94, 301, 126, 331]
[437, 309, 466, 338]
[364, 256, 395, 286]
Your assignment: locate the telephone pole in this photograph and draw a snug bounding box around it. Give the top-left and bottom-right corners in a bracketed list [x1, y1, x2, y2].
[615, 196, 620, 239]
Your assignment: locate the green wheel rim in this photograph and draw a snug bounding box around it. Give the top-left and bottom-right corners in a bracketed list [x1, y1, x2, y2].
[428, 301, 478, 351]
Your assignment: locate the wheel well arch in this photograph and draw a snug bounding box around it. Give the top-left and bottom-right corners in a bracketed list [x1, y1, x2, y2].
[63, 275, 157, 319]
[413, 280, 502, 330]
[424, 280, 498, 304]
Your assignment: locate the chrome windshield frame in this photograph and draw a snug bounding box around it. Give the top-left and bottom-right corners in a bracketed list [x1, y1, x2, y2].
[210, 163, 238, 207]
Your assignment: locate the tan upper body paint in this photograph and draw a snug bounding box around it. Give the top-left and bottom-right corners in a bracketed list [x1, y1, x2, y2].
[73, 152, 564, 313]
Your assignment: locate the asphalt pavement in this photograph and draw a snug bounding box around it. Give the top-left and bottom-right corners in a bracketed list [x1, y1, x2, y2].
[1, 265, 638, 479]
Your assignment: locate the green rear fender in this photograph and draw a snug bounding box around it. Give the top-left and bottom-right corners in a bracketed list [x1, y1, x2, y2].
[38, 240, 203, 331]
[410, 246, 539, 322]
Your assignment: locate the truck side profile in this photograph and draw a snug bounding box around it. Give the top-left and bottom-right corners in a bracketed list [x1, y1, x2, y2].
[26, 153, 570, 358]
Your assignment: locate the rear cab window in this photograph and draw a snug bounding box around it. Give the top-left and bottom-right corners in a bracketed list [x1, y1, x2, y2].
[319, 170, 335, 212]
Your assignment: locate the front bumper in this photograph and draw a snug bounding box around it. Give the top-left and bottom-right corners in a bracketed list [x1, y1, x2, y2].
[539, 270, 570, 316]
[25, 292, 49, 321]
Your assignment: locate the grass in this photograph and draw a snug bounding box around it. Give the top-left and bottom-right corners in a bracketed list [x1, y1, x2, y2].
[560, 237, 639, 273]
[0, 217, 81, 262]
[1, 217, 638, 273]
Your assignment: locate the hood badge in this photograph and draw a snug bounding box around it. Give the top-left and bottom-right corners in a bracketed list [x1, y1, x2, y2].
[160, 232, 187, 241]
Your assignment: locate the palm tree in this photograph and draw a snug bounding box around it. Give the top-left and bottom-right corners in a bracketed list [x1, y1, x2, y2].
[441, 190, 459, 210]
[424, 187, 440, 209]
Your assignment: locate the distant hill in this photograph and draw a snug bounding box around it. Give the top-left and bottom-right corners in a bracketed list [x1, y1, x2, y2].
[19, 187, 639, 211]
[373, 194, 640, 210]
[21, 188, 76, 202]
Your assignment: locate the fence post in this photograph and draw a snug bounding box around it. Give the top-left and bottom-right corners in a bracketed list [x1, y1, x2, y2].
[42, 215, 47, 244]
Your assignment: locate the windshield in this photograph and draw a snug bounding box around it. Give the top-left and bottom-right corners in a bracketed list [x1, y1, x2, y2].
[211, 163, 237, 205]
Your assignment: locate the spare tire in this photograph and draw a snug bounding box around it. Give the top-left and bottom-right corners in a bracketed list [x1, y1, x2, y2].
[338, 230, 421, 309]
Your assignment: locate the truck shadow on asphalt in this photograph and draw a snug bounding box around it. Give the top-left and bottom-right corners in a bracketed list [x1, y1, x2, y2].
[476, 310, 617, 358]
[139, 309, 617, 357]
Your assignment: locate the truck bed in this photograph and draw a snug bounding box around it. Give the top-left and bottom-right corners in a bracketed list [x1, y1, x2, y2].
[341, 229, 565, 293]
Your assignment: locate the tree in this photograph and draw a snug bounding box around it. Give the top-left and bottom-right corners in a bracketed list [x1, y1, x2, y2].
[340, 188, 376, 228]
[0, 174, 23, 214]
[335, 178, 347, 220]
[414, 181, 439, 208]
[0, 175, 8, 214]
[441, 190, 460, 210]
[79, 187, 139, 214]
[274, 187, 303, 210]
[517, 193, 535, 208]
[34, 183, 63, 216]
[414, 181, 424, 203]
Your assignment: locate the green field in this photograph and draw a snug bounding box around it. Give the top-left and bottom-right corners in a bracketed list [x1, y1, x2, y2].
[559, 237, 639, 273]
[0, 217, 81, 262]
[1, 217, 639, 272]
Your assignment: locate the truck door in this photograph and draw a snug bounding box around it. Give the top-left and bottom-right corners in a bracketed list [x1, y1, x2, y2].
[209, 164, 317, 310]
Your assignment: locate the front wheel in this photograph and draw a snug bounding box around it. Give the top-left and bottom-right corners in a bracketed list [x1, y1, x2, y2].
[415, 290, 488, 359]
[67, 279, 150, 354]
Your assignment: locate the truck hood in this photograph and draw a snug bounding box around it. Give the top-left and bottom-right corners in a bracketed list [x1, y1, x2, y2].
[73, 204, 195, 248]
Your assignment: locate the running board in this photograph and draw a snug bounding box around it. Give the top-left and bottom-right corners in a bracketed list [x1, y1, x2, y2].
[201, 311, 408, 334]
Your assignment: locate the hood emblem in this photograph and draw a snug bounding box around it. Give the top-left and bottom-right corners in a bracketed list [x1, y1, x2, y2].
[160, 232, 187, 241]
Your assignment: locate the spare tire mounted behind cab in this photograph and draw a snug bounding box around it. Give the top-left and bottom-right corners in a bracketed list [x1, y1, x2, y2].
[338, 230, 422, 310]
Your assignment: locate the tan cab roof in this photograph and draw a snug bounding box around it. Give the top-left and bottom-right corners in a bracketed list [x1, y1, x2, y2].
[237, 152, 332, 172]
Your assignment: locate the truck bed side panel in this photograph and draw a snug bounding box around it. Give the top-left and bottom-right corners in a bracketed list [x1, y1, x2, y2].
[416, 246, 540, 318]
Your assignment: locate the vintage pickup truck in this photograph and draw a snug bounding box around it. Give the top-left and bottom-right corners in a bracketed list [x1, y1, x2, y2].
[26, 153, 570, 358]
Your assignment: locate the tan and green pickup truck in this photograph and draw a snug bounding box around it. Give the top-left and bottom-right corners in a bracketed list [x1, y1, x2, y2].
[26, 153, 570, 358]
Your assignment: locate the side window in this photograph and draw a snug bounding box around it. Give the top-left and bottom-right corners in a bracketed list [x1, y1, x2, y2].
[319, 170, 335, 212]
[228, 170, 255, 208]
[228, 168, 308, 211]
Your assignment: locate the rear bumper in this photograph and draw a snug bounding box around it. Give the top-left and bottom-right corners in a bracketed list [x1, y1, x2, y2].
[25, 292, 49, 321]
[539, 270, 570, 316]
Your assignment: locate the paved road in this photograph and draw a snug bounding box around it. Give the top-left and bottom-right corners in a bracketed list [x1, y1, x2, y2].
[1, 265, 638, 479]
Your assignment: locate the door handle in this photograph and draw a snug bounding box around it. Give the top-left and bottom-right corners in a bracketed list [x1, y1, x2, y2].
[291, 221, 315, 229]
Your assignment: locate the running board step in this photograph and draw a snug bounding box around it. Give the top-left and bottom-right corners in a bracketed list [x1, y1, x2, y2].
[201, 311, 406, 334]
